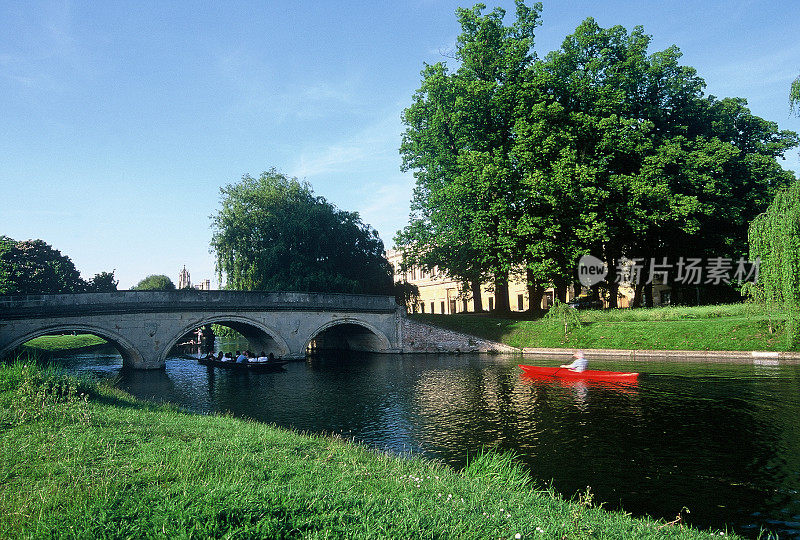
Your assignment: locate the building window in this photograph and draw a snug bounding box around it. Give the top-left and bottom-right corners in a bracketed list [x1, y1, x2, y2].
[463, 299, 469, 312]
[421, 303, 425, 313]
[489, 297, 494, 311]
[441, 301, 446, 314]
[518, 294, 524, 311]
[431, 302, 435, 314]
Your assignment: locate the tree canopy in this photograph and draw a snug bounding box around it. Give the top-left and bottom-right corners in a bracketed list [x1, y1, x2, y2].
[397, 1, 798, 310]
[0, 236, 95, 295]
[210, 169, 393, 295]
[88, 271, 119, 292]
[132, 275, 176, 291]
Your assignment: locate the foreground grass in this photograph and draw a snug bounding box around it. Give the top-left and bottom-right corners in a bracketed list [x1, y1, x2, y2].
[413, 303, 791, 351]
[0, 362, 736, 539]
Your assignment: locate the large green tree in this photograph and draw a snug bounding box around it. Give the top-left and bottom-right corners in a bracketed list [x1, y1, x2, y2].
[211, 169, 392, 295]
[131, 274, 175, 291]
[399, 3, 798, 310]
[0, 236, 89, 295]
[398, 1, 542, 313]
[523, 19, 797, 306]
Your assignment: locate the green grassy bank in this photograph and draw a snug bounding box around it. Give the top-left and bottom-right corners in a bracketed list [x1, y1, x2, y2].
[18, 334, 108, 354]
[0, 362, 735, 539]
[413, 303, 792, 351]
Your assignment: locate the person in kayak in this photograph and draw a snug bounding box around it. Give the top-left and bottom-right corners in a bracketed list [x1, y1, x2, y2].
[560, 351, 588, 372]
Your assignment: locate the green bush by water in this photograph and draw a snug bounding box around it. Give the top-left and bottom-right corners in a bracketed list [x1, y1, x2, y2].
[0, 363, 738, 538]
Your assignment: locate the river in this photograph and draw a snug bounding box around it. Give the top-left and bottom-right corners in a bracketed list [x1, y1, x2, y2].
[52, 346, 800, 539]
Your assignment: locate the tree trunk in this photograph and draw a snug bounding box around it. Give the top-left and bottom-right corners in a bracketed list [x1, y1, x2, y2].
[644, 283, 654, 308]
[494, 271, 511, 314]
[607, 281, 619, 308]
[606, 257, 618, 309]
[633, 283, 644, 308]
[526, 269, 544, 314]
[553, 276, 568, 304]
[471, 279, 483, 312]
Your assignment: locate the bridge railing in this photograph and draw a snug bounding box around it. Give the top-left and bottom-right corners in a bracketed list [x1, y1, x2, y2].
[0, 291, 400, 319]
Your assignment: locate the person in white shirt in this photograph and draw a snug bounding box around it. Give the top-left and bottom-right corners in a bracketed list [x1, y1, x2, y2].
[560, 351, 588, 372]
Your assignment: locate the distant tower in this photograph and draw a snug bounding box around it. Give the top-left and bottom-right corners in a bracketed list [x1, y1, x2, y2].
[178, 266, 191, 289]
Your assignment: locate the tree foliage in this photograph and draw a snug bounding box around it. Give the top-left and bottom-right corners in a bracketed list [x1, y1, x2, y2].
[748, 181, 800, 347]
[398, 2, 798, 311]
[211, 169, 393, 295]
[132, 275, 176, 291]
[397, 1, 542, 313]
[0, 236, 89, 295]
[88, 271, 119, 292]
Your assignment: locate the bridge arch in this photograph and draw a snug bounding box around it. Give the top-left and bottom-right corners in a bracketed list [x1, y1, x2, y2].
[0, 323, 145, 369]
[162, 315, 291, 362]
[305, 318, 391, 353]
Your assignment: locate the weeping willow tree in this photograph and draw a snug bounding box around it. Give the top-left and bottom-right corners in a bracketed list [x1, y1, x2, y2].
[748, 181, 800, 347]
[544, 300, 582, 336]
[210, 170, 393, 294]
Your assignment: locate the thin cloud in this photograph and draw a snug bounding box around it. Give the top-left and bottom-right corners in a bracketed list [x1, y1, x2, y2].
[213, 49, 359, 121]
[289, 110, 403, 178]
[358, 173, 416, 246]
[291, 144, 367, 178]
[704, 43, 800, 93]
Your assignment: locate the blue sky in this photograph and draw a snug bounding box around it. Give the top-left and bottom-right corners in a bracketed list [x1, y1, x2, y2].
[2, 1, 799, 290]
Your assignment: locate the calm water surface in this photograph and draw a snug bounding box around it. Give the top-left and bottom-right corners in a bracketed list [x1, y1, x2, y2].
[56, 348, 800, 539]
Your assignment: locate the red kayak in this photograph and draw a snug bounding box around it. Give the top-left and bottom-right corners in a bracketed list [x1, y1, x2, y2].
[518, 365, 639, 381]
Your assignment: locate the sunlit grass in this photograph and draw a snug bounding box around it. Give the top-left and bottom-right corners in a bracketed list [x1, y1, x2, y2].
[412, 303, 792, 351]
[19, 334, 108, 353]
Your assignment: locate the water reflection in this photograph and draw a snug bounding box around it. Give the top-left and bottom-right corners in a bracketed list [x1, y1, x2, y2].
[45, 350, 800, 539]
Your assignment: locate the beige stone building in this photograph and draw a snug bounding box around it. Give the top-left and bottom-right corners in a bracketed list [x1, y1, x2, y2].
[385, 249, 574, 314]
[385, 249, 671, 313]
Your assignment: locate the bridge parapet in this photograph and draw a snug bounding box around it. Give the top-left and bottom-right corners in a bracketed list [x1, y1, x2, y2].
[0, 291, 399, 320]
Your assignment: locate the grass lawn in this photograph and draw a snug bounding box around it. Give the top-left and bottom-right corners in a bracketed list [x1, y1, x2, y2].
[19, 334, 108, 353]
[412, 303, 792, 351]
[0, 362, 738, 539]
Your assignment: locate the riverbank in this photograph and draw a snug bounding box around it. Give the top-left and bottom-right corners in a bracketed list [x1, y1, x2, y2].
[0, 362, 736, 539]
[411, 303, 794, 352]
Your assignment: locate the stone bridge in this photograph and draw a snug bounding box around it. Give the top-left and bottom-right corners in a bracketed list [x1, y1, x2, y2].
[0, 291, 404, 369]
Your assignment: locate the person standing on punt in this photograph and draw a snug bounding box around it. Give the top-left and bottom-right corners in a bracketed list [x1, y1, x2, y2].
[560, 351, 588, 372]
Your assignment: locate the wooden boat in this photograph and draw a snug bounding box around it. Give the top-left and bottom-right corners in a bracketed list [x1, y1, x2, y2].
[518, 365, 639, 381]
[198, 356, 288, 371]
